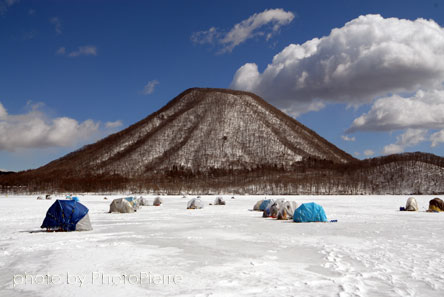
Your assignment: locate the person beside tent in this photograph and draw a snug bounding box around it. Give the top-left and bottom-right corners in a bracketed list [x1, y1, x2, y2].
[428, 197, 444, 212]
[41, 200, 92, 231]
[109, 197, 138, 213]
[293, 202, 328, 223]
[153, 197, 163, 206]
[214, 197, 226, 205]
[187, 197, 204, 209]
[277, 201, 299, 220]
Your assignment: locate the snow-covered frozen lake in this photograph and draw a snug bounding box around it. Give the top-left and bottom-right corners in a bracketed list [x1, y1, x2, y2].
[0, 194, 443, 297]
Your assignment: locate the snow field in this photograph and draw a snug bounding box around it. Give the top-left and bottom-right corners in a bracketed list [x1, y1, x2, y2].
[0, 194, 443, 297]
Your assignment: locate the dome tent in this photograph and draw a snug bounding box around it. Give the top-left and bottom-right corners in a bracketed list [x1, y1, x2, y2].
[41, 200, 92, 231]
[153, 197, 163, 206]
[214, 197, 226, 205]
[263, 199, 285, 218]
[187, 198, 204, 209]
[137, 197, 151, 206]
[293, 202, 327, 223]
[259, 199, 274, 211]
[405, 197, 418, 211]
[109, 198, 138, 213]
[428, 197, 444, 212]
[277, 201, 299, 220]
[253, 200, 264, 211]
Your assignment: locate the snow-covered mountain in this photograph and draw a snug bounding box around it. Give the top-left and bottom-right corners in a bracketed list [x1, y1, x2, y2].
[37, 88, 355, 177]
[1, 88, 443, 194]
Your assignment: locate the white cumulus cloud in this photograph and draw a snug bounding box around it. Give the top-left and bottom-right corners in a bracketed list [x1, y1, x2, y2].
[0, 102, 115, 151]
[231, 14, 444, 116]
[430, 130, 444, 147]
[348, 89, 444, 132]
[341, 135, 355, 142]
[382, 128, 428, 155]
[142, 80, 159, 95]
[105, 120, 122, 129]
[192, 8, 294, 53]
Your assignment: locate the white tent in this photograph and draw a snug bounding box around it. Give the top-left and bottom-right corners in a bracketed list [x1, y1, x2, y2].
[277, 201, 299, 220]
[263, 199, 285, 218]
[405, 197, 418, 211]
[214, 197, 226, 205]
[153, 197, 163, 206]
[137, 197, 151, 206]
[109, 198, 136, 213]
[75, 213, 93, 231]
[187, 198, 204, 209]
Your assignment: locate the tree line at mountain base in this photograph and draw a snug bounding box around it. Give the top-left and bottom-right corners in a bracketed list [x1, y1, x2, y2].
[1, 152, 443, 195]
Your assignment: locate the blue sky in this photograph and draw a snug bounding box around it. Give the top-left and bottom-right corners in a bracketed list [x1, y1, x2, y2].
[1, 0, 444, 171]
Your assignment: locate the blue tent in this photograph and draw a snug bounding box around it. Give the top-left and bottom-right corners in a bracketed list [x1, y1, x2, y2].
[259, 199, 274, 211]
[124, 196, 135, 203]
[293, 202, 327, 223]
[41, 200, 92, 231]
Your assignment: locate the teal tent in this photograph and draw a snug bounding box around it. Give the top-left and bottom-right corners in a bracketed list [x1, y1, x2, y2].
[293, 202, 327, 223]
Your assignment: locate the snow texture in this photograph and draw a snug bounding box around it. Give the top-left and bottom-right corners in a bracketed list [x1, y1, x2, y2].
[1, 194, 444, 296]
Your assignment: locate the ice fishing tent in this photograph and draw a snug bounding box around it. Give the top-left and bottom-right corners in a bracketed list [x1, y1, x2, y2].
[109, 198, 137, 213]
[214, 197, 226, 205]
[263, 199, 285, 218]
[41, 200, 92, 231]
[253, 200, 264, 211]
[428, 198, 444, 212]
[277, 201, 299, 220]
[405, 197, 418, 211]
[153, 197, 163, 206]
[125, 197, 140, 209]
[293, 202, 328, 223]
[137, 197, 151, 206]
[259, 199, 274, 211]
[187, 198, 204, 209]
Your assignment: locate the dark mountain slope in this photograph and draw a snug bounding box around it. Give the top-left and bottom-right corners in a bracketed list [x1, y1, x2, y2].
[34, 88, 355, 178]
[1, 89, 443, 194]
